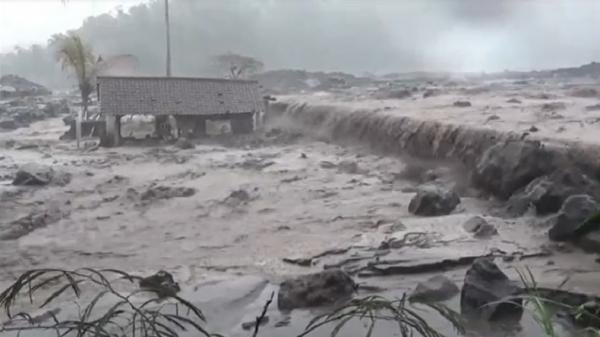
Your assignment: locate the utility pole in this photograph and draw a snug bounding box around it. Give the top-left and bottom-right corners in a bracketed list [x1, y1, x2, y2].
[164, 0, 171, 77]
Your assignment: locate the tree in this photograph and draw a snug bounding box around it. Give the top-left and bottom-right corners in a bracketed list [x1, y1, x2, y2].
[215, 52, 264, 79]
[55, 33, 97, 119]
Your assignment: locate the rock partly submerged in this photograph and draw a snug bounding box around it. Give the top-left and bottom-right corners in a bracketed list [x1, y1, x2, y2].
[410, 275, 459, 303]
[507, 170, 600, 216]
[463, 216, 498, 238]
[277, 269, 356, 310]
[548, 194, 599, 242]
[473, 140, 553, 200]
[408, 185, 460, 216]
[460, 258, 523, 320]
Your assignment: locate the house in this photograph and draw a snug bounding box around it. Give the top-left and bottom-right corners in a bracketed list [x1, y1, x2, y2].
[97, 75, 264, 146]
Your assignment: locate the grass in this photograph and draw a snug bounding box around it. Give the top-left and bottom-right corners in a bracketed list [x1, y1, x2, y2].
[0, 268, 217, 337]
[298, 295, 464, 337]
[8, 265, 600, 337]
[0, 268, 463, 337]
[516, 266, 600, 337]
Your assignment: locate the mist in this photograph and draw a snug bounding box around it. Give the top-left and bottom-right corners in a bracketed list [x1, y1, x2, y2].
[2, 0, 600, 87]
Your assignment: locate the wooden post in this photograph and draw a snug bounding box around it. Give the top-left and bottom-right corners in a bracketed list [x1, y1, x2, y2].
[115, 115, 121, 146]
[104, 115, 119, 147]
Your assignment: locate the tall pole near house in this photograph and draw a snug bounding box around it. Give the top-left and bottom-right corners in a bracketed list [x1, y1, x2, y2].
[165, 0, 172, 77]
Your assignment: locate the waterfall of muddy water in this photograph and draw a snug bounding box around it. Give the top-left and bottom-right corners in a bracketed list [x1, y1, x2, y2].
[1, 94, 599, 337]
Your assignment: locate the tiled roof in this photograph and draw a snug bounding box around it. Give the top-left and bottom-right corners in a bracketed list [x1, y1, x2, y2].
[98, 76, 262, 116]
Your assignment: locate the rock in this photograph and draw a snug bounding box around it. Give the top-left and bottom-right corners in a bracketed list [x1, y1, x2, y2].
[585, 104, 600, 112]
[410, 275, 459, 302]
[12, 163, 54, 186]
[571, 88, 598, 98]
[51, 171, 72, 186]
[486, 115, 500, 122]
[423, 89, 441, 98]
[408, 185, 460, 216]
[548, 195, 599, 241]
[175, 137, 194, 149]
[282, 257, 313, 267]
[506, 98, 522, 104]
[62, 115, 74, 126]
[224, 189, 251, 206]
[241, 316, 269, 330]
[507, 170, 600, 216]
[375, 88, 411, 99]
[460, 258, 523, 320]
[277, 269, 356, 310]
[473, 140, 553, 199]
[463, 216, 497, 238]
[528, 125, 539, 132]
[337, 160, 359, 174]
[453, 101, 472, 108]
[0, 207, 63, 240]
[0, 119, 18, 130]
[43, 100, 70, 116]
[579, 231, 600, 254]
[139, 270, 180, 297]
[320, 161, 336, 169]
[541, 102, 567, 111]
[140, 186, 195, 201]
[378, 221, 407, 234]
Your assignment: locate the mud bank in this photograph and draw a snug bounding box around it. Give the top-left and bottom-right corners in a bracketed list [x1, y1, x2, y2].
[270, 101, 600, 198]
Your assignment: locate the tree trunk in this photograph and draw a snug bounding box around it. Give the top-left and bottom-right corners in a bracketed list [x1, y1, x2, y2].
[80, 89, 89, 120]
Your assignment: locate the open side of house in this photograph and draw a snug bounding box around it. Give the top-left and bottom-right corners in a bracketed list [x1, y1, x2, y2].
[97, 75, 265, 146]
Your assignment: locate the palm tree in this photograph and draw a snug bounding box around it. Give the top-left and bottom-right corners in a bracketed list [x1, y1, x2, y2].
[55, 33, 96, 119]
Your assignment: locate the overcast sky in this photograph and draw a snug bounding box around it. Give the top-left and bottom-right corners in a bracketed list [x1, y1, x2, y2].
[0, 0, 146, 52]
[2, 0, 600, 73]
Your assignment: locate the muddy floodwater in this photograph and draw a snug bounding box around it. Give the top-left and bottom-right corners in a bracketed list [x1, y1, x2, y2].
[1, 112, 600, 337]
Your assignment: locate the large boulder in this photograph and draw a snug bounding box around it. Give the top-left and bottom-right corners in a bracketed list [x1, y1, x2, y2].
[277, 269, 356, 310]
[472, 140, 553, 199]
[12, 163, 55, 186]
[408, 185, 460, 216]
[506, 170, 600, 216]
[548, 195, 599, 242]
[460, 258, 523, 320]
[410, 275, 459, 303]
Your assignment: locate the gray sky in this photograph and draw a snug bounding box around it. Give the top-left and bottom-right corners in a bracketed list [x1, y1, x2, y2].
[0, 0, 145, 52]
[2, 0, 600, 73]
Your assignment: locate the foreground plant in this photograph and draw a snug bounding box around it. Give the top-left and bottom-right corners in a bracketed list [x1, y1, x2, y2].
[0, 268, 462, 337]
[298, 295, 464, 337]
[517, 266, 600, 337]
[0, 268, 216, 337]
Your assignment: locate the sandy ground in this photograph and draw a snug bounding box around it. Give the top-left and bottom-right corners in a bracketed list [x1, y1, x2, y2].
[1, 103, 600, 336]
[280, 79, 600, 147]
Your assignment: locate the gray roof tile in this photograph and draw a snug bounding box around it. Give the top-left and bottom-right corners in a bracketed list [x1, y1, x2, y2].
[98, 76, 262, 116]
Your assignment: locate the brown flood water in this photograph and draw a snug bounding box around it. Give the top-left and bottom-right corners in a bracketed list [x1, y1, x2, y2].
[1, 115, 599, 337]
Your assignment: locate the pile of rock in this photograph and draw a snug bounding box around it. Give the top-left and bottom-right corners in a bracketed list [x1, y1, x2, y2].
[0, 97, 70, 131]
[472, 139, 600, 251]
[0, 74, 51, 98]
